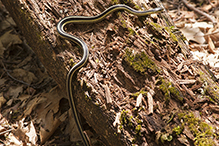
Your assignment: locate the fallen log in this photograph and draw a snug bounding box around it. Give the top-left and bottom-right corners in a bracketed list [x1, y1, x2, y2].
[2, 0, 219, 145]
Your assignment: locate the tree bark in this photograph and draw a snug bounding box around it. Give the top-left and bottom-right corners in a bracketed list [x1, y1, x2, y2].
[2, 0, 219, 145]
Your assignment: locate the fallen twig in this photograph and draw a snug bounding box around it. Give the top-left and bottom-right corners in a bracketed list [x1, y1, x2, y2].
[0, 128, 13, 136]
[181, 0, 217, 25]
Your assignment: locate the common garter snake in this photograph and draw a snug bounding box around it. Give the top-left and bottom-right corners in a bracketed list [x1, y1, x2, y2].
[57, 4, 163, 146]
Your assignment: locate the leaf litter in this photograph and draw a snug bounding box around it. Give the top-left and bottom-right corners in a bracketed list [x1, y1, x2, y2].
[0, 1, 81, 145]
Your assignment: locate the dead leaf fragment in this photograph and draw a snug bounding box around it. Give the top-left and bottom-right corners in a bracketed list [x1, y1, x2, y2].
[7, 86, 23, 98]
[180, 24, 205, 44]
[0, 30, 22, 47]
[0, 41, 5, 58]
[0, 78, 7, 86]
[0, 93, 6, 108]
[40, 110, 62, 144]
[12, 68, 37, 84]
[7, 132, 22, 145]
[25, 121, 37, 145]
[207, 36, 216, 54]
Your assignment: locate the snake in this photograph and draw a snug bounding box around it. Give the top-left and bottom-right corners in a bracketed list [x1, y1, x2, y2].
[57, 4, 163, 146]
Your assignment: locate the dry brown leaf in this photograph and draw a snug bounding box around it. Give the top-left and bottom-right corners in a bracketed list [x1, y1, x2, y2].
[65, 111, 81, 142]
[0, 17, 16, 32]
[0, 93, 6, 108]
[0, 41, 5, 58]
[7, 132, 22, 145]
[215, 41, 219, 47]
[175, 22, 185, 28]
[7, 85, 23, 98]
[167, 10, 178, 19]
[23, 96, 46, 117]
[181, 11, 195, 19]
[189, 43, 208, 52]
[21, 87, 67, 143]
[202, 0, 219, 12]
[0, 30, 22, 47]
[207, 36, 216, 54]
[17, 118, 37, 145]
[180, 24, 205, 44]
[18, 94, 31, 102]
[12, 68, 37, 84]
[202, 4, 213, 12]
[0, 19, 11, 32]
[207, 28, 219, 42]
[40, 110, 62, 144]
[0, 78, 7, 86]
[215, 10, 219, 17]
[25, 121, 37, 145]
[34, 91, 63, 120]
[192, 22, 213, 32]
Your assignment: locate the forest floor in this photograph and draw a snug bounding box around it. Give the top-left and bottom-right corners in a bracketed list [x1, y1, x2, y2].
[0, 0, 219, 145]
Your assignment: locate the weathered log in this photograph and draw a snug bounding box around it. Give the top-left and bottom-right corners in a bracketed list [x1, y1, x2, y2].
[2, 0, 219, 145]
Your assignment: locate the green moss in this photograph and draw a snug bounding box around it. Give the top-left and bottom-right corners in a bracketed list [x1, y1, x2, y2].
[198, 71, 219, 103]
[159, 80, 171, 101]
[121, 19, 127, 28]
[172, 125, 183, 135]
[124, 48, 160, 75]
[69, 58, 76, 67]
[123, 0, 131, 4]
[149, 22, 179, 42]
[159, 78, 183, 102]
[178, 112, 216, 146]
[119, 109, 136, 132]
[168, 86, 183, 101]
[160, 133, 173, 143]
[128, 27, 135, 36]
[135, 124, 141, 136]
[134, 5, 141, 10]
[134, 116, 142, 124]
[132, 90, 147, 97]
[120, 109, 129, 126]
[128, 116, 133, 127]
[164, 26, 179, 42]
[111, 0, 119, 4]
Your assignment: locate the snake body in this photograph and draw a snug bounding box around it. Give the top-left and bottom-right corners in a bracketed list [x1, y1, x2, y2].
[57, 4, 163, 146]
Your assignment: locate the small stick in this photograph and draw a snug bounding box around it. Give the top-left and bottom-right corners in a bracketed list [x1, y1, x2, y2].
[181, 0, 217, 25]
[0, 128, 13, 135]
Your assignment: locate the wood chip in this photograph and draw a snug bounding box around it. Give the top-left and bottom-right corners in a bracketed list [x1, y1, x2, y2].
[113, 112, 121, 133]
[105, 84, 112, 104]
[183, 126, 195, 140]
[136, 93, 143, 107]
[176, 79, 196, 84]
[209, 105, 219, 113]
[147, 91, 154, 115]
[113, 112, 121, 127]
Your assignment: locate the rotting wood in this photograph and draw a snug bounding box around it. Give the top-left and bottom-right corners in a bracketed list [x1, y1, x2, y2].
[2, 0, 219, 145]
